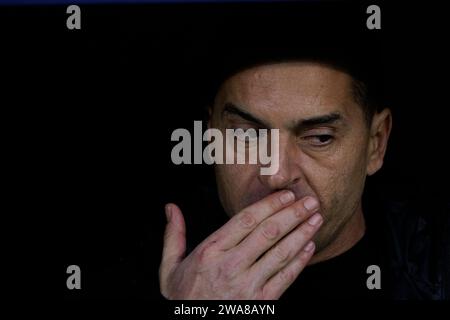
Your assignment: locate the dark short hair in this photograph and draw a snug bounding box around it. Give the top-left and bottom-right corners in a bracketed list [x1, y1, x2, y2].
[209, 59, 383, 128]
[190, 2, 386, 126]
[352, 78, 378, 126]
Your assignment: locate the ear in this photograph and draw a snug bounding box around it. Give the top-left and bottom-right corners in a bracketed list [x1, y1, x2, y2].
[366, 108, 392, 176]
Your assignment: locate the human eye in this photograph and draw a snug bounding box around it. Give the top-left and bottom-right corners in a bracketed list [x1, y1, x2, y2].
[302, 129, 335, 147]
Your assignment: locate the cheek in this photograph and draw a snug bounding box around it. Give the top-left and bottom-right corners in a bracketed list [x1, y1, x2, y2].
[303, 145, 368, 219]
[215, 164, 260, 216]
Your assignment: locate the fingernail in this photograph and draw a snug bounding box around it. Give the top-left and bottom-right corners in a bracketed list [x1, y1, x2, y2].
[165, 204, 172, 222]
[304, 241, 315, 252]
[303, 197, 319, 212]
[308, 213, 322, 226]
[280, 191, 295, 204]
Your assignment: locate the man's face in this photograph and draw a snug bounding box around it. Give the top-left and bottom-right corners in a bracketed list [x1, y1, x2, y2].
[210, 62, 374, 252]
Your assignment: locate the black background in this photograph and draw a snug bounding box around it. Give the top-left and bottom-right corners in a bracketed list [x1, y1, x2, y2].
[2, 0, 449, 302]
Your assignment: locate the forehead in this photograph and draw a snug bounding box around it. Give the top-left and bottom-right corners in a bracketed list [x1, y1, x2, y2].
[215, 62, 358, 123]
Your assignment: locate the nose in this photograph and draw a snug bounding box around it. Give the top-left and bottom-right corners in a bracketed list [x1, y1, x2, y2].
[258, 134, 302, 191]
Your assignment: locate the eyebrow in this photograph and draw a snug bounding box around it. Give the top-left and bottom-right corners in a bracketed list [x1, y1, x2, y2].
[222, 102, 271, 128]
[296, 113, 342, 128]
[222, 102, 344, 132]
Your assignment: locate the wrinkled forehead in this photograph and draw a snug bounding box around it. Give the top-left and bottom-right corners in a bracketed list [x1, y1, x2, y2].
[213, 62, 357, 124]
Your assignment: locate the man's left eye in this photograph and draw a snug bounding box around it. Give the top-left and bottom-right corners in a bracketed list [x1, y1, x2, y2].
[304, 135, 334, 146]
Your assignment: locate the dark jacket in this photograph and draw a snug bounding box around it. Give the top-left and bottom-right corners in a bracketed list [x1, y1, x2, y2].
[182, 181, 450, 300]
[365, 184, 450, 300]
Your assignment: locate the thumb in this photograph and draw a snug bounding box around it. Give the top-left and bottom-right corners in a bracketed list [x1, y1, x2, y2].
[159, 203, 186, 284]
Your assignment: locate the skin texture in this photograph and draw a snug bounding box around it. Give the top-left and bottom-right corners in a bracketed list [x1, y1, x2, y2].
[160, 61, 392, 299]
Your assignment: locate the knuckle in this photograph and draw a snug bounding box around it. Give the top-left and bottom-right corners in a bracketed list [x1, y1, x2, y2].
[279, 268, 295, 283]
[195, 241, 217, 264]
[273, 245, 290, 262]
[303, 221, 320, 235]
[238, 211, 256, 229]
[293, 202, 308, 218]
[269, 196, 283, 212]
[261, 221, 280, 240]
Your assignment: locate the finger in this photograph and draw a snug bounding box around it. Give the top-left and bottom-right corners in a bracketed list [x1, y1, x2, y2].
[211, 190, 296, 250]
[262, 240, 316, 299]
[232, 196, 319, 269]
[159, 203, 186, 285]
[250, 212, 323, 286]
